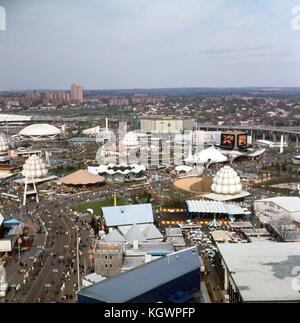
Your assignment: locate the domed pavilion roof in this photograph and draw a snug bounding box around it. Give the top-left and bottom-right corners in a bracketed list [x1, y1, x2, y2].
[211, 166, 242, 195]
[22, 155, 48, 179]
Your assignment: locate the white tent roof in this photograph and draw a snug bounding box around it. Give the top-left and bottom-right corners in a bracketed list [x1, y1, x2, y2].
[208, 218, 222, 228]
[186, 147, 227, 164]
[143, 224, 163, 240]
[125, 224, 147, 242]
[104, 229, 125, 242]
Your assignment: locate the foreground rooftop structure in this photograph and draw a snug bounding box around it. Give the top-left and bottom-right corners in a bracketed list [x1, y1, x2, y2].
[216, 242, 300, 303]
[78, 246, 201, 303]
[254, 196, 300, 224]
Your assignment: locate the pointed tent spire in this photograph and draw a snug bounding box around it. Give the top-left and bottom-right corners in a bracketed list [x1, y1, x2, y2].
[125, 224, 147, 242]
[104, 229, 125, 242]
[143, 224, 163, 241]
[208, 217, 222, 229]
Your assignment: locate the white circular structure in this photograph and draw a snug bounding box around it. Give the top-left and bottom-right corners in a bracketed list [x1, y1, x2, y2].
[88, 163, 146, 182]
[0, 134, 9, 153]
[19, 124, 61, 140]
[211, 166, 242, 195]
[22, 155, 48, 178]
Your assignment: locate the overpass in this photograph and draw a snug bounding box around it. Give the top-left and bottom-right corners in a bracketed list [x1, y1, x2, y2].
[196, 124, 300, 144]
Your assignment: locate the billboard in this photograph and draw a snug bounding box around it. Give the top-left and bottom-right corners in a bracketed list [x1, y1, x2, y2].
[237, 134, 248, 148]
[220, 134, 235, 149]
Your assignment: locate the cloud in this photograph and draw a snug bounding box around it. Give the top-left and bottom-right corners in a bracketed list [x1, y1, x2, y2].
[197, 45, 274, 57]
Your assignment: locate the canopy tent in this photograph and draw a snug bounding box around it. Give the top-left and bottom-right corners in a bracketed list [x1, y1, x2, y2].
[186, 200, 249, 216]
[185, 147, 228, 165]
[58, 170, 105, 186]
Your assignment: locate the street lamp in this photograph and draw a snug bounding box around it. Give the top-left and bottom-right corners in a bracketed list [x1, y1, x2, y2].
[76, 230, 81, 292]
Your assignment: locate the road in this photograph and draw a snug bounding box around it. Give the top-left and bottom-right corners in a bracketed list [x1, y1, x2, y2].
[3, 196, 92, 303]
[197, 124, 300, 136]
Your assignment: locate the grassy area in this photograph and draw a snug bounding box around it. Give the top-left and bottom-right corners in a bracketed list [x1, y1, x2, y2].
[263, 176, 300, 186]
[263, 187, 299, 196]
[72, 198, 128, 215]
[50, 166, 81, 177]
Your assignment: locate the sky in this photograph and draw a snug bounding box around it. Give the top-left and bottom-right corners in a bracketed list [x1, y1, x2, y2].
[0, 0, 300, 90]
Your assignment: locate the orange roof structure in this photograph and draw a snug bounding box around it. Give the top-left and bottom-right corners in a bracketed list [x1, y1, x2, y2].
[58, 170, 105, 186]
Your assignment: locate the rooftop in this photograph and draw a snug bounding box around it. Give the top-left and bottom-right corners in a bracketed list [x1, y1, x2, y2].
[256, 197, 300, 214]
[102, 204, 154, 227]
[186, 200, 248, 215]
[78, 247, 200, 303]
[142, 224, 163, 241]
[165, 227, 183, 237]
[124, 242, 174, 256]
[218, 242, 300, 302]
[58, 170, 105, 186]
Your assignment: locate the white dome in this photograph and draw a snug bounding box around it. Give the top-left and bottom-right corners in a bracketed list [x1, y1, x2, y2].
[122, 132, 139, 147]
[0, 134, 9, 153]
[211, 166, 242, 195]
[19, 124, 61, 138]
[22, 155, 48, 178]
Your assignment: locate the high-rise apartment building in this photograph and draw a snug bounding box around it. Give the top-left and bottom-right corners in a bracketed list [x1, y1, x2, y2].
[70, 83, 84, 104]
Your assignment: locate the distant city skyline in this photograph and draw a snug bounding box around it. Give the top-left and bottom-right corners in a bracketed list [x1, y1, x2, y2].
[1, 0, 300, 91]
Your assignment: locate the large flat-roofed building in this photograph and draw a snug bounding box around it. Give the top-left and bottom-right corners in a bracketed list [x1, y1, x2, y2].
[254, 197, 300, 224]
[140, 116, 195, 134]
[78, 247, 201, 303]
[215, 242, 300, 303]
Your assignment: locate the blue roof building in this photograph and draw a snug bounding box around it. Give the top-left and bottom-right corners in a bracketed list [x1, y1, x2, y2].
[78, 246, 201, 303]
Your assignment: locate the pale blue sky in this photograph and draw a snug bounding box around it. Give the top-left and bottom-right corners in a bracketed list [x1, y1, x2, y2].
[0, 0, 300, 90]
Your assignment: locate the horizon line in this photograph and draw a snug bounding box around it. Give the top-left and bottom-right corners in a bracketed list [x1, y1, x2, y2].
[2, 86, 300, 93]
